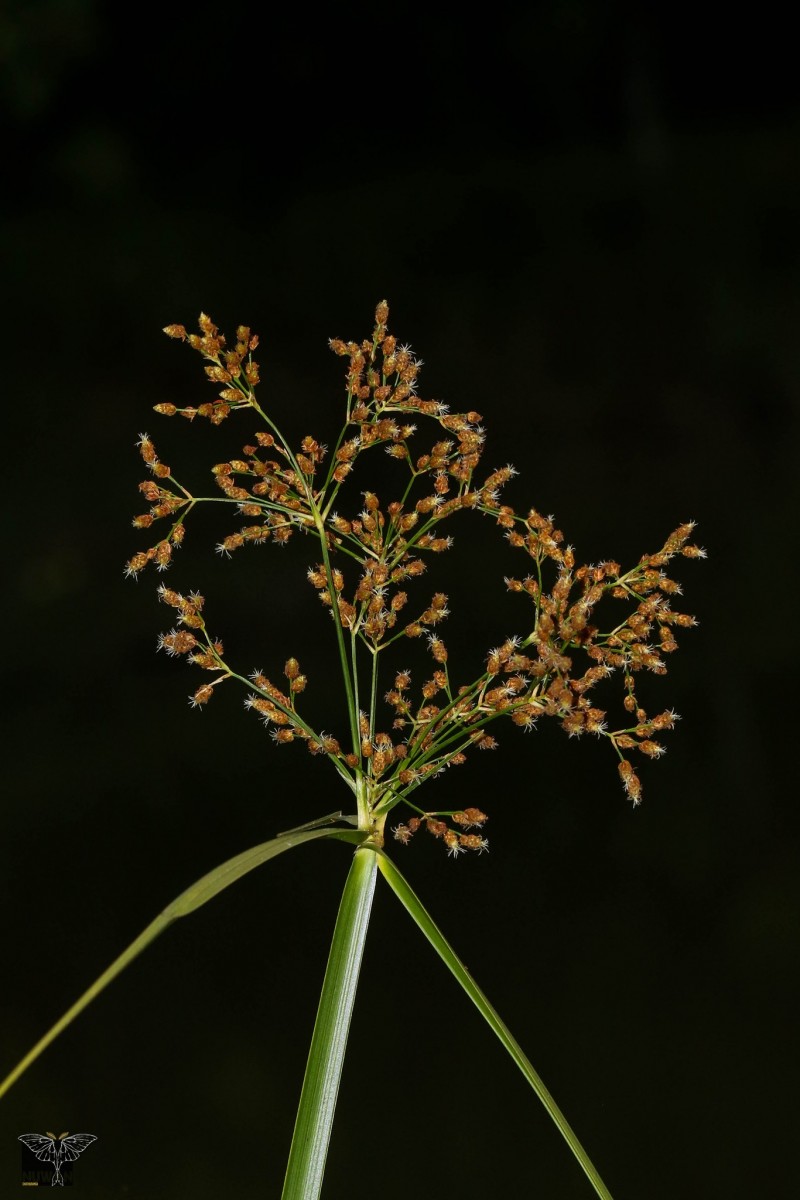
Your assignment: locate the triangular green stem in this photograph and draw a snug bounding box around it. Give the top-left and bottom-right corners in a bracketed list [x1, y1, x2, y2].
[282, 846, 377, 1200]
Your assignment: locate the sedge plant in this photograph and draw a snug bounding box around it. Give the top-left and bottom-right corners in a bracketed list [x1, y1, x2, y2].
[0, 301, 704, 1198]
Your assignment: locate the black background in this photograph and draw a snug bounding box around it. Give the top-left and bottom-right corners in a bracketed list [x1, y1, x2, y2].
[2, 3, 798, 1197]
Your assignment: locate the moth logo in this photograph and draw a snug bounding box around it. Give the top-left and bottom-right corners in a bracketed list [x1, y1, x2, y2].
[18, 1132, 97, 1187]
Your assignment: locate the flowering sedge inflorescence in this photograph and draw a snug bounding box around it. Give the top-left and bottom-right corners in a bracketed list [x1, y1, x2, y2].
[126, 302, 703, 851]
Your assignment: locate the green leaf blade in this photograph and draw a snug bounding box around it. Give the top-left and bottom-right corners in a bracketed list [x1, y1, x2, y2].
[375, 848, 615, 1200]
[0, 823, 363, 1102]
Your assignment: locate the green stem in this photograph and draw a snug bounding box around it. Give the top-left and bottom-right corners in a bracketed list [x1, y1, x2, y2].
[314, 510, 361, 769]
[282, 846, 377, 1200]
[368, 645, 379, 742]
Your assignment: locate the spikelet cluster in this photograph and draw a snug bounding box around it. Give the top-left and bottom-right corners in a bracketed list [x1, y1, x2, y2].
[128, 302, 703, 850]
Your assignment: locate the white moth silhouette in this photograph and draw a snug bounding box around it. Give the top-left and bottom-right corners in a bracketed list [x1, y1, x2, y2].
[18, 1131, 97, 1187]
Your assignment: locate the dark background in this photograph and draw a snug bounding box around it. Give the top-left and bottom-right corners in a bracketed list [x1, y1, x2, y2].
[2, 3, 798, 1196]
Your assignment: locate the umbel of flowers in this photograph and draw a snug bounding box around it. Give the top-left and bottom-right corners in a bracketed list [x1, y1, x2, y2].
[127, 303, 703, 850]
